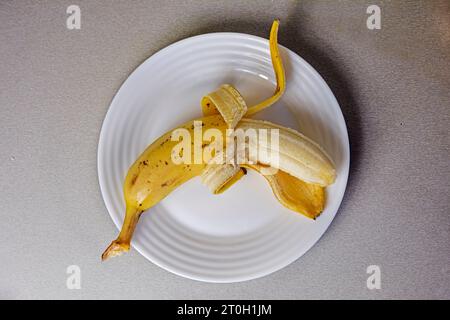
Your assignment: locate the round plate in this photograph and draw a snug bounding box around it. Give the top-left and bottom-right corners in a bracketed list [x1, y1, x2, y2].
[98, 32, 350, 282]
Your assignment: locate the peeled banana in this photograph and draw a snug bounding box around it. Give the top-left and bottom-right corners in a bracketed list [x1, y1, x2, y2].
[102, 20, 336, 260]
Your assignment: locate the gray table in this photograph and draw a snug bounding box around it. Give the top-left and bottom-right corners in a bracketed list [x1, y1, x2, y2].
[1, 0, 449, 299]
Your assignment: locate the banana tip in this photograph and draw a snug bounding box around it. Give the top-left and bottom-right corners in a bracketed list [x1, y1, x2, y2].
[101, 240, 130, 261]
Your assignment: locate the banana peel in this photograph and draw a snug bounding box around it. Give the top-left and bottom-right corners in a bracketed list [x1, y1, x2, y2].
[245, 164, 325, 220]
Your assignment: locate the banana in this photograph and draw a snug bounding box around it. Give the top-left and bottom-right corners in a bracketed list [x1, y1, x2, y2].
[101, 20, 337, 260]
[102, 115, 335, 259]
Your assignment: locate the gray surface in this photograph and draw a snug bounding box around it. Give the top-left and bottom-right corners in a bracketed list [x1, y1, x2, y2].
[0, 0, 449, 299]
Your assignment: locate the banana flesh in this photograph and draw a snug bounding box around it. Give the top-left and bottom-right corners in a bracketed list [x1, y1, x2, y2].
[199, 117, 335, 197]
[238, 119, 336, 186]
[201, 157, 245, 194]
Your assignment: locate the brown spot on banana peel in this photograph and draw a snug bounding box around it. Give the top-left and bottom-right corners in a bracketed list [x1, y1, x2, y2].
[161, 177, 177, 188]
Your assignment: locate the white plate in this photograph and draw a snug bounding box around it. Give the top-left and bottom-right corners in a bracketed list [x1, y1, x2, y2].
[98, 32, 350, 282]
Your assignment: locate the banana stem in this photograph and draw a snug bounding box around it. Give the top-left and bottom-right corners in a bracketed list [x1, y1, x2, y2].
[102, 206, 142, 261]
[246, 19, 286, 116]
